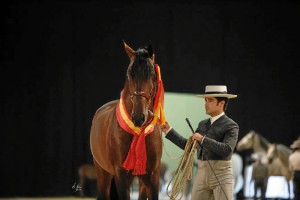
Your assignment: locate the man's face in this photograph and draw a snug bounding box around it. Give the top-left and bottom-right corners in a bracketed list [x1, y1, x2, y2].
[204, 97, 224, 117]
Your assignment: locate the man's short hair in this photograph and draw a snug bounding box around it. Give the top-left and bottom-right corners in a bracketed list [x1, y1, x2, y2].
[216, 97, 229, 111]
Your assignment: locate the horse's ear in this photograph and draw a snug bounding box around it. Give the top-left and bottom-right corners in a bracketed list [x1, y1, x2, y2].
[147, 42, 155, 62]
[124, 41, 135, 60]
[151, 54, 155, 63]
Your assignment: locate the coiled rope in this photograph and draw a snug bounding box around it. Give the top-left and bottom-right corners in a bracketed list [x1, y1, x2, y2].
[166, 137, 199, 200]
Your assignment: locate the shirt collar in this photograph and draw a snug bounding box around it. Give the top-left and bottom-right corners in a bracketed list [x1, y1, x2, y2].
[211, 112, 225, 125]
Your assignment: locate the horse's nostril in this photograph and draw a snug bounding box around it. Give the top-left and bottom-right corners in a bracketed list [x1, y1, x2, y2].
[141, 114, 145, 122]
[131, 113, 146, 127]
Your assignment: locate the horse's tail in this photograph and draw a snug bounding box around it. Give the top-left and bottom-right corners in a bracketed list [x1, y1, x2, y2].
[110, 177, 119, 200]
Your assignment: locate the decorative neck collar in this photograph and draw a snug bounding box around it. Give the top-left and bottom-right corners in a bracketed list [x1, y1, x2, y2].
[115, 64, 166, 175]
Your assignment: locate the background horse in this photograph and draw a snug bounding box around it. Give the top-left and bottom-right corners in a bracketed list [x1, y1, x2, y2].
[236, 130, 293, 199]
[236, 130, 270, 163]
[78, 164, 97, 197]
[90, 42, 164, 200]
[267, 143, 292, 178]
[266, 143, 292, 198]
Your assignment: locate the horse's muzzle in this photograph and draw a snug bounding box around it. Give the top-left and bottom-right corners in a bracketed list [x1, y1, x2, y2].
[132, 113, 145, 127]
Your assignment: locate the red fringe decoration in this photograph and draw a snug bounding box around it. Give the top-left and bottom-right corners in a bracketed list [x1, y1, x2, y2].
[122, 133, 147, 175]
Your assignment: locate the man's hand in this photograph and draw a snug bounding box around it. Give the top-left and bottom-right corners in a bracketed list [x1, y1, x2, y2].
[160, 121, 170, 133]
[192, 132, 204, 142]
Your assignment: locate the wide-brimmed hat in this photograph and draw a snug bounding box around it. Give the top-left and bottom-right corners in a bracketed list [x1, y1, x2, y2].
[290, 137, 300, 149]
[196, 85, 237, 99]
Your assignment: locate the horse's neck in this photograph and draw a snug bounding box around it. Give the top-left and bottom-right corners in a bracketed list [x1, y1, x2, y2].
[252, 136, 270, 164]
[276, 144, 291, 164]
[253, 137, 270, 153]
[253, 145, 267, 153]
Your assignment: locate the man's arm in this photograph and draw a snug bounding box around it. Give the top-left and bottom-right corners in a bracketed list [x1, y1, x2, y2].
[161, 121, 187, 150]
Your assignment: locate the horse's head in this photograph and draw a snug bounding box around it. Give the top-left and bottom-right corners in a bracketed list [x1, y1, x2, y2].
[236, 130, 256, 151]
[124, 42, 157, 127]
[237, 130, 271, 153]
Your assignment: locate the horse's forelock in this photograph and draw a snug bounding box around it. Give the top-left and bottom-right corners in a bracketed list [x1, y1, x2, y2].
[128, 48, 155, 80]
[136, 47, 151, 58]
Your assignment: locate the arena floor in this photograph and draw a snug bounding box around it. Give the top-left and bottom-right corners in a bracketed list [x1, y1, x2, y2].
[0, 192, 172, 200]
[0, 198, 94, 200]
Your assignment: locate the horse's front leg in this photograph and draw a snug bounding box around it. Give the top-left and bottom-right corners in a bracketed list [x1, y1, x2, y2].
[138, 169, 160, 200]
[114, 169, 134, 200]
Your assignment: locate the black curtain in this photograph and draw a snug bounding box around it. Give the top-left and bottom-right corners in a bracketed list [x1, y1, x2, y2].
[1, 0, 300, 197]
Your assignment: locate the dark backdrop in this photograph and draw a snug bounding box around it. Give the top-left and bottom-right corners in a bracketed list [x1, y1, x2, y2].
[1, 0, 300, 197]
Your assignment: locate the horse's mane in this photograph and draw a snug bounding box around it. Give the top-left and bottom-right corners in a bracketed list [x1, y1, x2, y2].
[273, 143, 291, 165]
[128, 46, 156, 80]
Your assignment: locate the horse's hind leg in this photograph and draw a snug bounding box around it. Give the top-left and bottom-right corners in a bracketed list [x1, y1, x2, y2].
[93, 160, 113, 200]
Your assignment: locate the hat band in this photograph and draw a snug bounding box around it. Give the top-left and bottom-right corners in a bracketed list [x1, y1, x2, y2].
[205, 91, 227, 94]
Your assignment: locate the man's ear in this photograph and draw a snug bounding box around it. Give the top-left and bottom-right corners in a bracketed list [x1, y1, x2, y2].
[218, 99, 225, 107]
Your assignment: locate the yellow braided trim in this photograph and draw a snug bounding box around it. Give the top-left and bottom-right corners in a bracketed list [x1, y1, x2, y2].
[119, 96, 141, 135]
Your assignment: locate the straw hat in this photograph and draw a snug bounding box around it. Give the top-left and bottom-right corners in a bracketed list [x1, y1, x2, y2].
[196, 85, 237, 99]
[290, 137, 300, 149]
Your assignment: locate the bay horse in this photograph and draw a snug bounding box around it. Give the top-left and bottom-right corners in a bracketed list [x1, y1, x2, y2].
[236, 130, 293, 199]
[90, 41, 165, 200]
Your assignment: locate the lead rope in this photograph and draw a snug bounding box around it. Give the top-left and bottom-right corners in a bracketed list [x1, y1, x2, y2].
[166, 136, 199, 200]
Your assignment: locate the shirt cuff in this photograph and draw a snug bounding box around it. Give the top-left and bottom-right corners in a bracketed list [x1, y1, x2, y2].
[165, 126, 172, 134]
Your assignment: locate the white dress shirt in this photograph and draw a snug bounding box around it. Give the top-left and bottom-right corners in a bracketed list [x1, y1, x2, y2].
[210, 112, 225, 125]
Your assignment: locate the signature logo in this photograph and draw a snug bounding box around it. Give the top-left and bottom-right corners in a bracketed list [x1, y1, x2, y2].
[72, 182, 82, 192]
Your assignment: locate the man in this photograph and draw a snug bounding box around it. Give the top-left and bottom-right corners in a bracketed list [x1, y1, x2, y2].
[251, 153, 268, 200]
[289, 136, 300, 200]
[161, 85, 239, 200]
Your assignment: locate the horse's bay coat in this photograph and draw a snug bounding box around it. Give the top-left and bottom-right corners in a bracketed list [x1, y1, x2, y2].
[90, 42, 163, 200]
